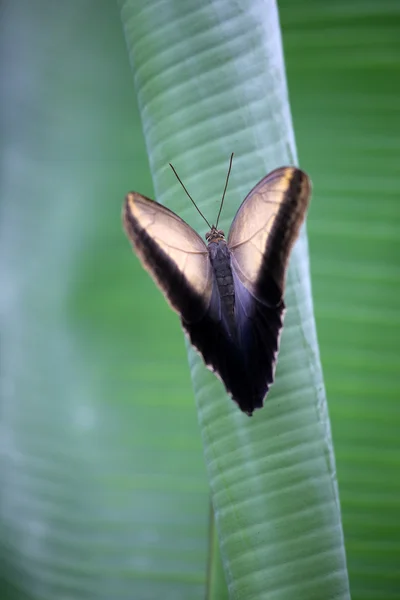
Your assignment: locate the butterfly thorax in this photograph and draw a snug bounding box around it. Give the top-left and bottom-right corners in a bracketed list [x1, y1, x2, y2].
[207, 237, 236, 337]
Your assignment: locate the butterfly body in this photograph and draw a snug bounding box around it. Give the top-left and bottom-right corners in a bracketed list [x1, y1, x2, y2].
[207, 235, 236, 336]
[123, 166, 311, 415]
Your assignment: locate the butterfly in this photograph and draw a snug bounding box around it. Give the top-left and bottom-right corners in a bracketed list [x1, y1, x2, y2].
[123, 155, 311, 416]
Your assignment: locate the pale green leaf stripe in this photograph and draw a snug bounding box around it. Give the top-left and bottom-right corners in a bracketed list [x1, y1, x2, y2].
[120, 0, 350, 598]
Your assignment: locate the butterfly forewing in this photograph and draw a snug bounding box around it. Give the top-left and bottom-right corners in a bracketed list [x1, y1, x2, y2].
[124, 192, 213, 322]
[228, 167, 311, 299]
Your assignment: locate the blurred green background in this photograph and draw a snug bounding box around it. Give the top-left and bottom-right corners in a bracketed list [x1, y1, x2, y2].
[0, 1, 399, 599]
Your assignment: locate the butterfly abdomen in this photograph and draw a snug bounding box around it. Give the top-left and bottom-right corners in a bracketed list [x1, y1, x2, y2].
[208, 240, 236, 333]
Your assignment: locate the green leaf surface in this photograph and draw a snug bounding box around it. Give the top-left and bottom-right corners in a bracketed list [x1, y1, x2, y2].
[280, 2, 400, 599]
[206, 505, 229, 600]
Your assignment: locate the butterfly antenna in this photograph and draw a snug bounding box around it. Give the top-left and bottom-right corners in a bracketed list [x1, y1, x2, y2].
[215, 153, 234, 228]
[169, 163, 212, 229]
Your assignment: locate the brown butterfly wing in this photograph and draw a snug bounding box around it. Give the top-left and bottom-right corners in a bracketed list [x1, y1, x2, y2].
[226, 167, 311, 412]
[228, 167, 311, 299]
[123, 192, 213, 323]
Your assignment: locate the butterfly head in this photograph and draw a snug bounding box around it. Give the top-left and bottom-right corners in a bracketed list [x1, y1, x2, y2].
[205, 226, 225, 244]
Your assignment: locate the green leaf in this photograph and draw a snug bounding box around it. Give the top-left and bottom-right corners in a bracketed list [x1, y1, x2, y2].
[281, 2, 400, 599]
[206, 505, 229, 600]
[120, 0, 349, 598]
[0, 1, 208, 599]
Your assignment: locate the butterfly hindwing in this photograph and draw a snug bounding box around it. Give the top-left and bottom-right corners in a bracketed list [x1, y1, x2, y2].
[232, 270, 285, 413]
